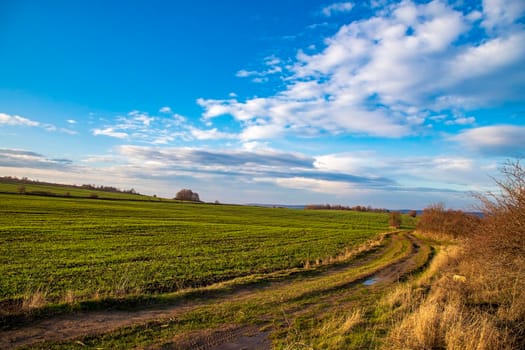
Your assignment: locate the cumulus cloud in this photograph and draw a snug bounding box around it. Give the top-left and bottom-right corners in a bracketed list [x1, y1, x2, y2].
[482, 0, 525, 32]
[197, 0, 525, 141]
[452, 125, 525, 156]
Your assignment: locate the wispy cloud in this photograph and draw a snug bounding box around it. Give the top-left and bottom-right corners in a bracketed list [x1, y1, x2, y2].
[235, 55, 284, 83]
[159, 106, 173, 114]
[0, 148, 73, 169]
[0, 112, 78, 135]
[91, 109, 235, 143]
[93, 127, 129, 139]
[0, 113, 40, 127]
[445, 116, 476, 126]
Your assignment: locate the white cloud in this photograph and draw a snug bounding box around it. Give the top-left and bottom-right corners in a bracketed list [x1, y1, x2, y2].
[0, 112, 76, 135]
[482, 0, 525, 32]
[262, 177, 357, 195]
[313, 151, 494, 193]
[67, 119, 77, 124]
[189, 127, 237, 140]
[159, 106, 173, 114]
[0, 148, 72, 169]
[452, 125, 525, 156]
[58, 128, 78, 135]
[446, 31, 525, 87]
[240, 123, 284, 141]
[127, 111, 154, 127]
[93, 127, 128, 139]
[0, 113, 40, 127]
[198, 0, 525, 141]
[235, 56, 283, 82]
[236, 69, 253, 78]
[445, 116, 476, 125]
[173, 113, 187, 124]
[321, 2, 354, 17]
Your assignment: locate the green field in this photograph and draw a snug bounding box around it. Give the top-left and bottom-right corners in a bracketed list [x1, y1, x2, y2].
[0, 192, 414, 307]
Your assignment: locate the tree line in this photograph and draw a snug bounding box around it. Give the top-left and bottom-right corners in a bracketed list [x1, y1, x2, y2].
[305, 204, 391, 213]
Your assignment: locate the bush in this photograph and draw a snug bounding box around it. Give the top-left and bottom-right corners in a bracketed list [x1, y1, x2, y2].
[416, 203, 480, 238]
[389, 211, 402, 228]
[175, 189, 200, 202]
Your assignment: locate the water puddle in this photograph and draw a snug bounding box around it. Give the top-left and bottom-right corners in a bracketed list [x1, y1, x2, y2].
[362, 277, 379, 286]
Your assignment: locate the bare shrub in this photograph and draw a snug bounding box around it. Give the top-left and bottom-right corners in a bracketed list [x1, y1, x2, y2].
[417, 203, 481, 238]
[467, 160, 525, 345]
[389, 211, 402, 228]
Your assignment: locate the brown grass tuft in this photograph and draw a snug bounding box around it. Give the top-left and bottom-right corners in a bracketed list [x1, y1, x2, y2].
[339, 308, 363, 334]
[63, 289, 76, 304]
[22, 290, 47, 310]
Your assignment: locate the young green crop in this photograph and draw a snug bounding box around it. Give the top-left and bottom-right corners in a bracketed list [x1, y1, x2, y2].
[0, 194, 413, 306]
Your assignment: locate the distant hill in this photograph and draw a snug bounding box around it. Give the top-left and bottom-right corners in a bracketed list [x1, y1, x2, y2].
[246, 203, 306, 209]
[0, 176, 162, 201]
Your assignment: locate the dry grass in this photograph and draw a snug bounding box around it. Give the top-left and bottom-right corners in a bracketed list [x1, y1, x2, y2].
[22, 289, 48, 310]
[339, 308, 363, 334]
[304, 232, 387, 269]
[63, 289, 76, 304]
[312, 308, 364, 349]
[382, 161, 525, 349]
[384, 271, 514, 350]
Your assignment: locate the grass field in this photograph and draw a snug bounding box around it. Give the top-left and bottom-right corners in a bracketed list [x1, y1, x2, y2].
[0, 191, 415, 309]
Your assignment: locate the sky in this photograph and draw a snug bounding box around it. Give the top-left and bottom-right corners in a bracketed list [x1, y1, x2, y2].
[1, 0, 524, 209]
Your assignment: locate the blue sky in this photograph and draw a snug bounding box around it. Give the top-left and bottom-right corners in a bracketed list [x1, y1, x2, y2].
[1, 0, 524, 209]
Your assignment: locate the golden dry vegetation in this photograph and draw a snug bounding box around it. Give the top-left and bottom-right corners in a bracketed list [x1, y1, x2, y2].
[382, 160, 524, 350]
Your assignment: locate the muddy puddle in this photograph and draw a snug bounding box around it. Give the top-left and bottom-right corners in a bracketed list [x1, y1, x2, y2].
[363, 277, 379, 285]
